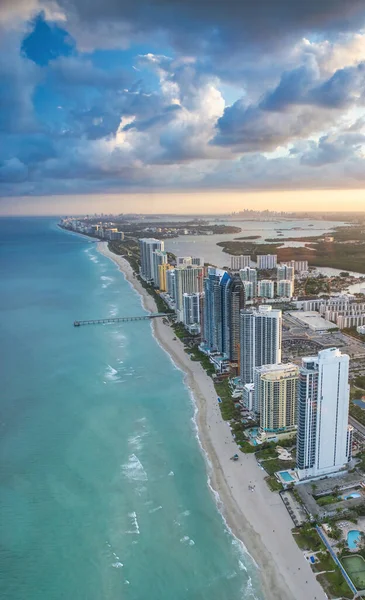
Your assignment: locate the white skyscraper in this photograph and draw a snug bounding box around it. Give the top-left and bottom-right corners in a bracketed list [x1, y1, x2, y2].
[174, 265, 204, 319]
[231, 255, 251, 271]
[240, 306, 282, 384]
[296, 348, 353, 480]
[257, 254, 277, 269]
[254, 363, 298, 430]
[139, 238, 164, 282]
[258, 280, 275, 299]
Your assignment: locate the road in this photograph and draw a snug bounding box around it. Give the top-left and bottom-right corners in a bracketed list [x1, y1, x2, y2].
[349, 415, 365, 437]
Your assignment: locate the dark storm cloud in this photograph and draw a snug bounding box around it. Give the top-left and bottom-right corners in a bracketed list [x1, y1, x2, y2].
[58, 0, 365, 52]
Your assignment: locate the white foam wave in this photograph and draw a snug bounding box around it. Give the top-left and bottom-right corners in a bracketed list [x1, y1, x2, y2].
[149, 505, 162, 514]
[112, 562, 123, 569]
[168, 471, 174, 477]
[126, 511, 140, 535]
[105, 364, 120, 382]
[180, 510, 190, 517]
[122, 454, 148, 482]
[180, 535, 195, 546]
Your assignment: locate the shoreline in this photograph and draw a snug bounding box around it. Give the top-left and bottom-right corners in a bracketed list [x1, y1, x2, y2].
[97, 241, 327, 600]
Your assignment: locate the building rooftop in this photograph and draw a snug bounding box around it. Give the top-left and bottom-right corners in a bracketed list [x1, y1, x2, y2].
[289, 311, 335, 331]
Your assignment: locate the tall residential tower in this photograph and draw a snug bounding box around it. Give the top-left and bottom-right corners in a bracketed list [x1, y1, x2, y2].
[296, 348, 353, 480]
[240, 306, 282, 384]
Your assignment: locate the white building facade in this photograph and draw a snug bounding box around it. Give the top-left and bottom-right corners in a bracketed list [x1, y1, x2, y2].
[257, 254, 277, 269]
[240, 305, 282, 384]
[139, 238, 164, 282]
[296, 348, 353, 480]
[231, 255, 251, 271]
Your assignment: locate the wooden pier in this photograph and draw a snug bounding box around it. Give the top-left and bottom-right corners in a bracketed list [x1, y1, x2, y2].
[73, 313, 170, 327]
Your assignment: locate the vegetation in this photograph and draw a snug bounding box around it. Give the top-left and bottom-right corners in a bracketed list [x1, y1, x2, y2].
[265, 476, 283, 492]
[234, 235, 261, 240]
[293, 525, 324, 551]
[260, 458, 296, 476]
[186, 345, 216, 376]
[304, 276, 330, 295]
[317, 570, 353, 599]
[214, 379, 241, 421]
[316, 494, 339, 507]
[355, 375, 365, 390]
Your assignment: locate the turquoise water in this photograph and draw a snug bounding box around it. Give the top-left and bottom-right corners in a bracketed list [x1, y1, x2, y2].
[348, 530, 361, 550]
[278, 472, 294, 483]
[343, 493, 362, 500]
[0, 218, 262, 600]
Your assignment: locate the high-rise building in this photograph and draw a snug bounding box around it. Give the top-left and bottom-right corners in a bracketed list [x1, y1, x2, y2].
[174, 265, 204, 318]
[257, 254, 277, 269]
[277, 279, 293, 299]
[166, 269, 176, 301]
[158, 263, 173, 292]
[258, 280, 275, 299]
[242, 281, 254, 300]
[254, 363, 299, 431]
[240, 267, 257, 296]
[277, 264, 294, 296]
[231, 255, 251, 271]
[152, 250, 168, 286]
[243, 383, 255, 411]
[183, 293, 200, 326]
[296, 348, 353, 480]
[176, 256, 204, 267]
[223, 275, 245, 361]
[203, 267, 230, 353]
[139, 238, 164, 282]
[240, 306, 282, 384]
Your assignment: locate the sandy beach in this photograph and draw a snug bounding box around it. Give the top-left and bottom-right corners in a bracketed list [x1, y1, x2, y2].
[98, 241, 327, 600]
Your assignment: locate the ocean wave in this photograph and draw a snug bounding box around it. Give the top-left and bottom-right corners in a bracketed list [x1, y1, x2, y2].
[112, 562, 124, 569]
[105, 364, 119, 382]
[122, 454, 148, 482]
[168, 471, 174, 477]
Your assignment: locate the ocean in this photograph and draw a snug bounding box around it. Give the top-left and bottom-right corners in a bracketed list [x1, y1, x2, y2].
[0, 218, 263, 600]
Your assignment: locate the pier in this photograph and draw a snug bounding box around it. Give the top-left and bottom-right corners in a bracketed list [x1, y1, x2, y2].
[73, 313, 170, 327]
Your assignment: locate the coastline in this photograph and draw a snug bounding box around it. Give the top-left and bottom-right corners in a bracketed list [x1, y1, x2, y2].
[97, 241, 327, 600]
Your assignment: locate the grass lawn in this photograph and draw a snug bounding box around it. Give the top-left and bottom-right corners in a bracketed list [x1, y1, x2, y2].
[293, 528, 324, 552]
[317, 569, 353, 599]
[260, 458, 296, 476]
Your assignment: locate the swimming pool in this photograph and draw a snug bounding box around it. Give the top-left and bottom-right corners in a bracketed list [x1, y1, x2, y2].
[279, 471, 294, 483]
[348, 530, 361, 550]
[343, 492, 362, 500]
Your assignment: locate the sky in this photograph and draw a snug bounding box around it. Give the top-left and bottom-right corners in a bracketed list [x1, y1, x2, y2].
[2, 0, 365, 215]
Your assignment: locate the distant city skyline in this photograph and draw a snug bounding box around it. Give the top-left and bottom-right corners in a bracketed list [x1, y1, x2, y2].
[2, 189, 365, 216]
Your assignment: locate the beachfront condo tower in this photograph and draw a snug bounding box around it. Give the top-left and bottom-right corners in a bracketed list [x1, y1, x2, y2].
[257, 254, 277, 269]
[296, 348, 353, 480]
[239, 267, 257, 297]
[240, 306, 282, 384]
[174, 265, 204, 320]
[152, 250, 168, 287]
[183, 293, 201, 331]
[254, 363, 299, 431]
[158, 263, 173, 292]
[139, 238, 164, 282]
[230, 255, 251, 271]
[166, 269, 176, 302]
[223, 275, 245, 361]
[203, 267, 230, 354]
[176, 256, 204, 267]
